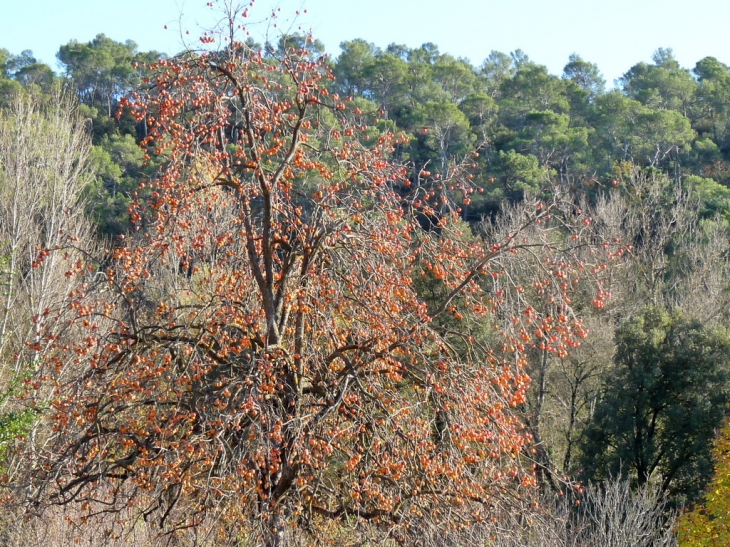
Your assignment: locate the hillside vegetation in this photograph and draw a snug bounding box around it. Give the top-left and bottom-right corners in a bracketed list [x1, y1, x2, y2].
[1, 6, 730, 546]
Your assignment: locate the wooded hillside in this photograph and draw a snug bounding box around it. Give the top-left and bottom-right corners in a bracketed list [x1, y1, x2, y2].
[0, 4, 729, 546]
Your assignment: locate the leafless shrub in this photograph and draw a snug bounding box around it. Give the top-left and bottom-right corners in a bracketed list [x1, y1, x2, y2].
[401, 478, 676, 547]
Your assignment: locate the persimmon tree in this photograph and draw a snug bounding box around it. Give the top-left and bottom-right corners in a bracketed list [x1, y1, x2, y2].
[20, 5, 609, 546]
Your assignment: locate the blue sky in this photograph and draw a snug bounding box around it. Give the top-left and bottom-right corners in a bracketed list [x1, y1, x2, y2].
[2, 0, 729, 86]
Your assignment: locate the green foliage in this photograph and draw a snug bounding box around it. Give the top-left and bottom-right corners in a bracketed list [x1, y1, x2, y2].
[329, 38, 730, 216]
[499, 63, 571, 125]
[563, 53, 605, 99]
[0, 80, 22, 110]
[458, 92, 498, 132]
[503, 109, 592, 176]
[334, 39, 378, 96]
[85, 133, 148, 234]
[579, 307, 730, 506]
[620, 48, 696, 113]
[632, 107, 695, 166]
[687, 175, 730, 221]
[677, 420, 730, 546]
[416, 101, 474, 166]
[362, 51, 408, 112]
[492, 149, 548, 196]
[432, 54, 479, 102]
[0, 49, 56, 101]
[589, 91, 696, 171]
[0, 375, 37, 469]
[58, 34, 138, 116]
[57, 35, 165, 143]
